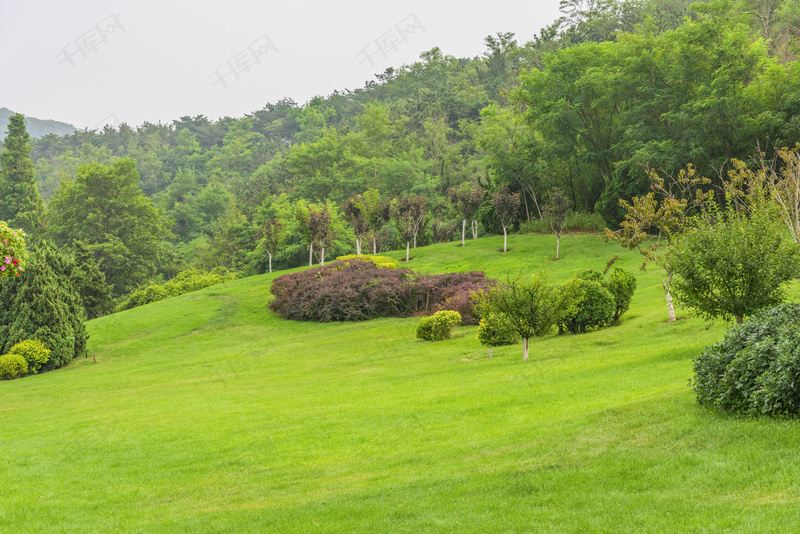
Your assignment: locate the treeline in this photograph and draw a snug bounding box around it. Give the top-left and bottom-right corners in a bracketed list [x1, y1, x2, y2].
[2, 0, 799, 304]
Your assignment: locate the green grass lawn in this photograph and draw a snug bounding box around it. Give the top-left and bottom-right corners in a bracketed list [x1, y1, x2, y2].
[3, 233, 800, 533]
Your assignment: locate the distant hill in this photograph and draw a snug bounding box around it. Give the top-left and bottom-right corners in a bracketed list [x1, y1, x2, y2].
[0, 107, 76, 139]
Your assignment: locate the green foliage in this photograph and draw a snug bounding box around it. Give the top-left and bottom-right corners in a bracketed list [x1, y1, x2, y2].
[519, 212, 605, 235]
[669, 203, 800, 324]
[562, 278, 616, 334]
[0, 352, 27, 380]
[7, 339, 51, 374]
[606, 267, 637, 321]
[0, 241, 87, 371]
[0, 113, 44, 233]
[477, 312, 517, 347]
[693, 303, 800, 417]
[335, 254, 399, 269]
[46, 159, 173, 297]
[0, 221, 28, 278]
[116, 267, 236, 312]
[416, 310, 462, 341]
[71, 240, 113, 319]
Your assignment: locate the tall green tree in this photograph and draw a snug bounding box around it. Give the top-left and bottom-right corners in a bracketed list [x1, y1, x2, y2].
[46, 159, 173, 297]
[0, 113, 44, 233]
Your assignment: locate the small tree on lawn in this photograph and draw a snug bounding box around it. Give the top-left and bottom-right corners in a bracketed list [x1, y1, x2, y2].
[448, 183, 484, 246]
[668, 197, 800, 325]
[604, 166, 712, 323]
[309, 204, 332, 266]
[360, 189, 391, 254]
[258, 218, 285, 273]
[478, 273, 574, 361]
[492, 185, 520, 252]
[392, 194, 427, 261]
[543, 187, 570, 260]
[343, 195, 368, 255]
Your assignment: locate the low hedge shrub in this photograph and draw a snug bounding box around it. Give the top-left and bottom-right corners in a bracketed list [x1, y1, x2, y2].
[693, 303, 800, 417]
[270, 260, 492, 322]
[0, 353, 28, 380]
[117, 267, 236, 311]
[417, 310, 462, 341]
[7, 339, 51, 374]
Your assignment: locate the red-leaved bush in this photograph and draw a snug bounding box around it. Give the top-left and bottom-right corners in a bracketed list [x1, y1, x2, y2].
[269, 259, 493, 322]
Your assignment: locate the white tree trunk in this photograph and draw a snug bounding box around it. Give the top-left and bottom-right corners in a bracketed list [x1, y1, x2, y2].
[373, 235, 377, 255]
[471, 219, 478, 239]
[503, 226, 508, 252]
[461, 219, 467, 246]
[488, 348, 492, 359]
[663, 272, 676, 323]
[523, 338, 529, 361]
[556, 234, 560, 260]
[356, 237, 361, 256]
[413, 233, 417, 248]
[406, 241, 410, 262]
[309, 243, 313, 267]
[321, 246, 325, 266]
[268, 252, 273, 273]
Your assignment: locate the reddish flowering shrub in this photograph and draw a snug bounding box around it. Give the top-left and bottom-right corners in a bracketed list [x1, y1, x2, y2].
[269, 259, 493, 322]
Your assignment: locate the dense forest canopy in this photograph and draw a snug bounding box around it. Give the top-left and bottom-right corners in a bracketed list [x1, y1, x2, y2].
[2, 0, 798, 291]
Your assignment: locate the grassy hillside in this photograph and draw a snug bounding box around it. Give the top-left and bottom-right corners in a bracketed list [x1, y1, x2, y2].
[3, 233, 800, 533]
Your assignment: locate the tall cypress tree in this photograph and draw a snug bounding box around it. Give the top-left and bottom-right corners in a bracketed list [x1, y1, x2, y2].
[1, 241, 87, 371]
[0, 113, 45, 234]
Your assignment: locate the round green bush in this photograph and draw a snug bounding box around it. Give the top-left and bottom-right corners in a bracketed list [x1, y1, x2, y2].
[0, 353, 28, 380]
[417, 310, 462, 341]
[562, 279, 615, 334]
[605, 268, 637, 321]
[8, 339, 52, 374]
[693, 302, 800, 417]
[477, 313, 517, 347]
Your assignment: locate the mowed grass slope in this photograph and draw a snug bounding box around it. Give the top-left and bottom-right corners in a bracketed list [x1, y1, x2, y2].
[3, 233, 800, 533]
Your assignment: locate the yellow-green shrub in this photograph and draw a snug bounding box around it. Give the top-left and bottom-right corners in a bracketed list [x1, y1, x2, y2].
[8, 339, 52, 374]
[335, 254, 399, 269]
[417, 310, 462, 341]
[0, 353, 28, 380]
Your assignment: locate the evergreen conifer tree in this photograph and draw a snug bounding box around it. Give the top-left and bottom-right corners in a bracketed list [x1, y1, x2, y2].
[0, 114, 44, 234]
[1, 241, 87, 371]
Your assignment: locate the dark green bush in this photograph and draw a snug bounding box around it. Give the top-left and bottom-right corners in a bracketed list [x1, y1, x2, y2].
[8, 339, 51, 375]
[417, 311, 462, 341]
[693, 303, 800, 417]
[0, 353, 28, 380]
[562, 279, 615, 334]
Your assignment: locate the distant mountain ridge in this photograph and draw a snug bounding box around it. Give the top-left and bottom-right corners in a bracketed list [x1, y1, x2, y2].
[0, 107, 76, 139]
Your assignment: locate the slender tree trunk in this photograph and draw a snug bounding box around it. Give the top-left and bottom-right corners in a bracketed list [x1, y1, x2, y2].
[462, 219, 466, 246]
[503, 226, 508, 252]
[321, 246, 325, 266]
[488, 348, 492, 359]
[413, 233, 417, 248]
[406, 241, 410, 262]
[373, 235, 377, 255]
[556, 234, 560, 260]
[356, 237, 361, 256]
[663, 271, 676, 323]
[268, 252, 273, 273]
[523, 338, 529, 361]
[309, 243, 313, 267]
[471, 219, 478, 239]
[735, 315, 744, 325]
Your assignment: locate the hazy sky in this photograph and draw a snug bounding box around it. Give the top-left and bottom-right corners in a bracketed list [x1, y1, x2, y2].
[1, 0, 563, 130]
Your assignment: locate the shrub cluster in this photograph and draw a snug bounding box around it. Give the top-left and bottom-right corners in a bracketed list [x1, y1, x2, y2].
[335, 254, 399, 269]
[269, 259, 493, 322]
[417, 311, 462, 341]
[561, 267, 637, 333]
[116, 267, 236, 311]
[693, 303, 800, 417]
[0, 339, 53, 380]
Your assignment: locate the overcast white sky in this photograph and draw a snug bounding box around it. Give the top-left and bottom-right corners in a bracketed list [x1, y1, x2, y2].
[1, 0, 563, 130]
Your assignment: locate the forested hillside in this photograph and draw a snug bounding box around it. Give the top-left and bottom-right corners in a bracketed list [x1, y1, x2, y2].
[3, 0, 799, 299]
[0, 108, 76, 139]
